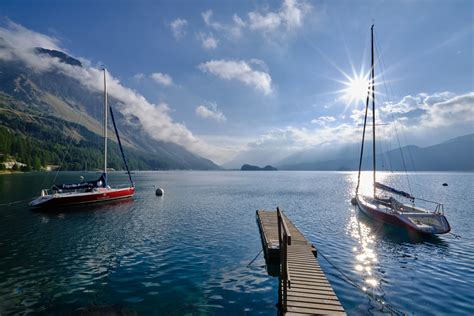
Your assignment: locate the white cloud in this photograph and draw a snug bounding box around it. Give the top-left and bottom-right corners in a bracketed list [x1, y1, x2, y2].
[201, 10, 245, 39]
[248, 11, 281, 32]
[196, 1, 313, 52]
[170, 18, 188, 40]
[197, 32, 218, 50]
[228, 91, 474, 166]
[132, 73, 145, 81]
[230, 14, 246, 38]
[150, 72, 173, 86]
[200, 1, 312, 42]
[202, 10, 223, 31]
[311, 116, 336, 125]
[233, 14, 246, 28]
[0, 21, 63, 71]
[417, 92, 473, 128]
[0, 21, 230, 163]
[195, 103, 226, 123]
[198, 59, 272, 95]
[373, 92, 474, 129]
[248, 0, 311, 34]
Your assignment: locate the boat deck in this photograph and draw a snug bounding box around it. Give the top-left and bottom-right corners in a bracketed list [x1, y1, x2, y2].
[256, 209, 346, 315]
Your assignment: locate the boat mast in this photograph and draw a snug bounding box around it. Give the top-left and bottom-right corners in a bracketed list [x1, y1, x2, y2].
[103, 68, 108, 178]
[371, 24, 376, 197]
[355, 25, 375, 197]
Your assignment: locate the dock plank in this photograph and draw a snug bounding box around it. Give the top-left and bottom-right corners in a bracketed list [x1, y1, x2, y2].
[256, 210, 345, 315]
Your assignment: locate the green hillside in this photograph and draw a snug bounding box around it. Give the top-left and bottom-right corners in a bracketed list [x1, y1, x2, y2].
[0, 100, 191, 171]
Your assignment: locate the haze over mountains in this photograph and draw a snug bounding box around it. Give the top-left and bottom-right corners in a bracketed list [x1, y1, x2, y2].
[278, 134, 474, 171]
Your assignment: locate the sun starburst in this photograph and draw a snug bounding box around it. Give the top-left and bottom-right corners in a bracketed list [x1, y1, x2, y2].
[342, 73, 371, 105]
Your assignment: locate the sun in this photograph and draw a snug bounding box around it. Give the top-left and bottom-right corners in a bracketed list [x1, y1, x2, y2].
[342, 74, 370, 105]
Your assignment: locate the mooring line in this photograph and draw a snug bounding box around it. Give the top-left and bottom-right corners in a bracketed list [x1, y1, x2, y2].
[247, 248, 263, 267]
[318, 250, 406, 315]
[0, 198, 31, 207]
[449, 232, 462, 239]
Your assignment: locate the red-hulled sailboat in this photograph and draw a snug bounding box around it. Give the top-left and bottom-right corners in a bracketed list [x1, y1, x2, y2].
[351, 25, 450, 235]
[29, 69, 135, 208]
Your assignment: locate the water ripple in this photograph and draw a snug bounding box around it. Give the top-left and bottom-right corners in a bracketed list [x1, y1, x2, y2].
[0, 171, 473, 315]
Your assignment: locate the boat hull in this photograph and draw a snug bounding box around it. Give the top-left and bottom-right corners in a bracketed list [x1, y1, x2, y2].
[29, 187, 135, 208]
[355, 195, 450, 235]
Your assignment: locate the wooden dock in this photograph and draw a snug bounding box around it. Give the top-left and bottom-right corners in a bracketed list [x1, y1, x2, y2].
[256, 209, 346, 315]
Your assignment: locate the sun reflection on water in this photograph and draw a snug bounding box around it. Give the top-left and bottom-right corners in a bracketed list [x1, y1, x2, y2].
[346, 206, 380, 289]
[349, 171, 391, 197]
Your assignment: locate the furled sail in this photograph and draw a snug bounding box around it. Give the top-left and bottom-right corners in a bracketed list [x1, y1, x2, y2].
[53, 173, 107, 190]
[374, 182, 413, 199]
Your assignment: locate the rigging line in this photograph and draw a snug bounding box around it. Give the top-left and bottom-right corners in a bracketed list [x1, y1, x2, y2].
[318, 250, 405, 315]
[355, 84, 371, 195]
[373, 34, 414, 180]
[52, 135, 76, 184]
[400, 123, 423, 199]
[373, 34, 412, 195]
[109, 105, 133, 186]
[377, 125, 392, 172]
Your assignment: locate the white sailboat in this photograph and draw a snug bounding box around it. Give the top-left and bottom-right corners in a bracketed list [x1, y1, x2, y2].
[351, 25, 451, 235]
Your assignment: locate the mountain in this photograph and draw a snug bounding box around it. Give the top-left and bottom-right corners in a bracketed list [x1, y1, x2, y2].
[278, 134, 474, 171]
[34, 47, 83, 67]
[0, 48, 219, 170]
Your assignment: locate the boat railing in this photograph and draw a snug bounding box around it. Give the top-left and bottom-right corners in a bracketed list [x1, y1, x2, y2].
[415, 197, 444, 215]
[113, 184, 133, 189]
[277, 207, 292, 312]
[44, 183, 132, 196]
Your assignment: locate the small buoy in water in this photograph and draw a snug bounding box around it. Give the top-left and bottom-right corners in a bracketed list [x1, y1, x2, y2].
[350, 197, 357, 205]
[155, 188, 164, 196]
[442, 183, 448, 186]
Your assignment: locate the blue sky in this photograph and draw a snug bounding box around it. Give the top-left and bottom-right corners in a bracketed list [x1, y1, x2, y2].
[1, 0, 473, 165]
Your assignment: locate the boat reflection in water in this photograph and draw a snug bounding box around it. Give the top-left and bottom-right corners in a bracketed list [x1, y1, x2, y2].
[32, 195, 134, 215]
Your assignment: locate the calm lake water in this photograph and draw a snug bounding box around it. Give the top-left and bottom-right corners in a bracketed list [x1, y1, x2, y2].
[0, 171, 473, 315]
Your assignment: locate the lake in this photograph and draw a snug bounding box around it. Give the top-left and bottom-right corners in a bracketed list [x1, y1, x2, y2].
[0, 171, 473, 315]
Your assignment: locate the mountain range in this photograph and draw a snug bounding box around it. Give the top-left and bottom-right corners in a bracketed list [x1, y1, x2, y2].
[278, 133, 474, 171]
[0, 47, 219, 170]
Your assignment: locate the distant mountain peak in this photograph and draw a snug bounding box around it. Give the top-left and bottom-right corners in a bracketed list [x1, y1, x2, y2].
[441, 133, 474, 144]
[34, 47, 82, 67]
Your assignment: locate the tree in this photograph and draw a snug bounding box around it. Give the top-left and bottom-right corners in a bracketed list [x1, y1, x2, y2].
[33, 156, 42, 170]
